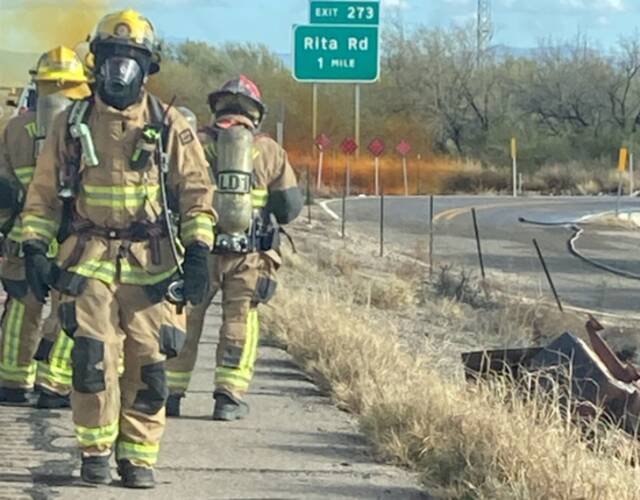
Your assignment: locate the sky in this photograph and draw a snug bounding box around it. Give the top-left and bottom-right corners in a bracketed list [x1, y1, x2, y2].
[126, 0, 640, 52]
[0, 0, 639, 55]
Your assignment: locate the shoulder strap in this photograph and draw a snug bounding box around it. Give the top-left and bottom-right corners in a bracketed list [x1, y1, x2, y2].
[147, 93, 170, 153]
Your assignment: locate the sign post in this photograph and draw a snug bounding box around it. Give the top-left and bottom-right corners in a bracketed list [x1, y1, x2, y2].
[630, 151, 635, 196]
[314, 133, 331, 190]
[368, 137, 385, 196]
[294, 1, 381, 158]
[312, 84, 318, 155]
[511, 137, 518, 198]
[340, 136, 358, 237]
[396, 140, 412, 196]
[617, 147, 629, 215]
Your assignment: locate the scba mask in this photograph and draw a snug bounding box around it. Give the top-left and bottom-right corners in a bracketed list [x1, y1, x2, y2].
[98, 55, 148, 110]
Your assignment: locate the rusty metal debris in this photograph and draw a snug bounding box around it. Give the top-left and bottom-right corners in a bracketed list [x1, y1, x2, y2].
[462, 317, 640, 435]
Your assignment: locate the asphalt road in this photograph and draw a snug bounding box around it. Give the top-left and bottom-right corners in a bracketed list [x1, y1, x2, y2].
[325, 195, 640, 317]
[0, 306, 424, 499]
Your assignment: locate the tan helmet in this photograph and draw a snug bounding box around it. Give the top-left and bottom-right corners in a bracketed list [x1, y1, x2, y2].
[89, 9, 161, 74]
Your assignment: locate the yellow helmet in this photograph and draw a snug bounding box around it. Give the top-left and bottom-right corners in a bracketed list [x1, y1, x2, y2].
[89, 9, 161, 74]
[34, 46, 88, 84]
[34, 46, 91, 99]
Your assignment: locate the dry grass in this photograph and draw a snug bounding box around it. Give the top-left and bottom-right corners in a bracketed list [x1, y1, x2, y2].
[289, 150, 631, 196]
[263, 236, 640, 499]
[289, 150, 461, 195]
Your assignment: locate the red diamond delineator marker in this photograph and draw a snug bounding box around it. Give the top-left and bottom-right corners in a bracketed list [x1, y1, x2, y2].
[340, 137, 358, 156]
[315, 133, 331, 151]
[368, 137, 386, 157]
[396, 140, 412, 157]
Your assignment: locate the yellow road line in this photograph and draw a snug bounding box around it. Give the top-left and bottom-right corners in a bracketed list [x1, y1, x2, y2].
[433, 200, 579, 223]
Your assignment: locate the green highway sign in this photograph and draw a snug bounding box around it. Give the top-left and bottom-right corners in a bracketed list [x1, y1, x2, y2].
[310, 1, 380, 25]
[293, 24, 379, 82]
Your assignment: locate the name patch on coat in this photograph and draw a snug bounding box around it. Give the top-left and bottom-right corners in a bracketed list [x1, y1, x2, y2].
[179, 129, 195, 145]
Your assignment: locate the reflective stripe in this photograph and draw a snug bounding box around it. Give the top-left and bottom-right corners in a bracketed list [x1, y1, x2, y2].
[22, 215, 58, 242]
[116, 440, 160, 465]
[214, 309, 259, 392]
[39, 332, 73, 387]
[82, 184, 160, 209]
[214, 369, 251, 391]
[24, 122, 37, 138]
[14, 166, 35, 187]
[166, 370, 191, 392]
[247, 309, 260, 369]
[75, 421, 119, 447]
[181, 214, 214, 247]
[120, 262, 177, 286]
[0, 300, 37, 384]
[3, 300, 24, 366]
[69, 258, 177, 286]
[251, 188, 268, 208]
[69, 259, 117, 284]
[0, 363, 36, 384]
[252, 147, 260, 160]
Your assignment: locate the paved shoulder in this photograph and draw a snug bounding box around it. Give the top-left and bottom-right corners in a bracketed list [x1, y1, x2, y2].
[0, 307, 425, 499]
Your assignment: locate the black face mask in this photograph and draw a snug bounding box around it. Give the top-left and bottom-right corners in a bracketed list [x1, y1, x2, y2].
[98, 56, 145, 110]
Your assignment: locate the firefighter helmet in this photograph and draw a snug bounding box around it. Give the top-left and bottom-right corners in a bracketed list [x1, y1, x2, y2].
[208, 75, 267, 127]
[34, 46, 88, 84]
[33, 46, 91, 99]
[89, 9, 161, 74]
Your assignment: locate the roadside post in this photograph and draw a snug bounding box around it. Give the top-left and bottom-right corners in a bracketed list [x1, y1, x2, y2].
[630, 150, 635, 196]
[396, 139, 411, 196]
[340, 137, 358, 237]
[616, 147, 628, 215]
[314, 133, 330, 190]
[294, 1, 381, 160]
[341, 169, 347, 239]
[429, 195, 434, 277]
[518, 173, 524, 195]
[471, 208, 486, 280]
[306, 165, 312, 224]
[532, 238, 564, 313]
[511, 137, 518, 198]
[379, 184, 384, 257]
[368, 137, 385, 196]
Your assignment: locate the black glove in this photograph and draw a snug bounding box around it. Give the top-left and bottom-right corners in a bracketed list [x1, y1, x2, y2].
[23, 240, 52, 303]
[182, 243, 210, 305]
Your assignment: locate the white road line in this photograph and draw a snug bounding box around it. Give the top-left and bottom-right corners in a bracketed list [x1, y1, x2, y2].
[319, 200, 341, 221]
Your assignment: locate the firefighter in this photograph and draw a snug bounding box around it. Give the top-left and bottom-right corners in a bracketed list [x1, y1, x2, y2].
[0, 46, 91, 408]
[22, 9, 215, 488]
[165, 76, 303, 420]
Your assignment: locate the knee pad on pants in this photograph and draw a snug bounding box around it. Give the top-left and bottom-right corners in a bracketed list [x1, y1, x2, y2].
[159, 325, 186, 359]
[1, 278, 29, 300]
[33, 338, 55, 362]
[58, 302, 78, 338]
[251, 276, 277, 307]
[71, 337, 106, 393]
[133, 362, 169, 415]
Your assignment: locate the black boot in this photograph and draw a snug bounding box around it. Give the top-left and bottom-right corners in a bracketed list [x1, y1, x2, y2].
[81, 454, 112, 485]
[166, 394, 182, 417]
[36, 390, 70, 409]
[212, 391, 249, 421]
[117, 459, 155, 489]
[0, 387, 31, 405]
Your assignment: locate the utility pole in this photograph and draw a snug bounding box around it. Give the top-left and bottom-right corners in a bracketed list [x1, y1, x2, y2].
[477, 0, 492, 66]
